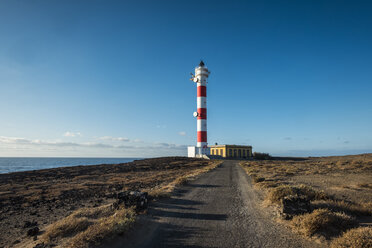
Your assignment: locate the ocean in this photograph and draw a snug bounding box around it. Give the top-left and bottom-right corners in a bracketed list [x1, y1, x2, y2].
[0, 157, 142, 174]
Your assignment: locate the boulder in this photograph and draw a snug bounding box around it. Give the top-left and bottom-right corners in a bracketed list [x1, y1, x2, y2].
[24, 220, 38, 228]
[114, 191, 148, 211]
[27, 226, 39, 236]
[280, 195, 311, 219]
[34, 243, 45, 248]
[33, 243, 55, 248]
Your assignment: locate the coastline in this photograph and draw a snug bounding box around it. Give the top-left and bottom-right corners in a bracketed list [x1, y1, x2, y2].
[0, 157, 142, 174]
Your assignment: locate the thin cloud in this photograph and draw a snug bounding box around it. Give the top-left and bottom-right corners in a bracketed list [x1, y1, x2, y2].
[0, 136, 111, 148]
[0, 136, 187, 152]
[63, 131, 82, 137]
[0, 136, 29, 144]
[99, 136, 130, 142]
[178, 131, 186, 136]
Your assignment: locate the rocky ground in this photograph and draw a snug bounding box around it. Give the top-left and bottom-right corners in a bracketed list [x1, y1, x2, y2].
[0, 157, 212, 248]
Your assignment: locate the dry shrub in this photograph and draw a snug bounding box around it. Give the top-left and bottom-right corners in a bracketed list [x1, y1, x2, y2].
[174, 176, 188, 185]
[68, 207, 135, 248]
[255, 181, 279, 188]
[253, 152, 272, 160]
[253, 177, 265, 183]
[291, 209, 357, 238]
[251, 174, 265, 183]
[330, 227, 372, 248]
[42, 203, 131, 246]
[148, 188, 172, 199]
[312, 200, 372, 216]
[71, 204, 114, 219]
[267, 184, 328, 204]
[357, 183, 372, 189]
[43, 216, 91, 241]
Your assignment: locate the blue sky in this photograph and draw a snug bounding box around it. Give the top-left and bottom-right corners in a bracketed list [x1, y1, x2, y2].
[0, 0, 371, 157]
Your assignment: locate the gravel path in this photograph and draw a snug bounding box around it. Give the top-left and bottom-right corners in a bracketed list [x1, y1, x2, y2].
[109, 160, 322, 248]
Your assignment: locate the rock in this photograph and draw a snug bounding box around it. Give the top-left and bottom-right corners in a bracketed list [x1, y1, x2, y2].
[280, 195, 311, 219]
[24, 220, 38, 228]
[34, 243, 54, 248]
[114, 191, 148, 211]
[27, 226, 39, 236]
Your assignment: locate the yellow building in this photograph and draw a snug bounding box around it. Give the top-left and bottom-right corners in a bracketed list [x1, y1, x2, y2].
[209, 144, 252, 158]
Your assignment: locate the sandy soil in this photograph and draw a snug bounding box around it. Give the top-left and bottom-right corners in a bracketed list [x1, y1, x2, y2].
[0, 157, 212, 248]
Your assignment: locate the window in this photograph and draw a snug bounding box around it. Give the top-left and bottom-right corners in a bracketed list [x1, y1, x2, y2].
[238, 149, 241, 157]
[229, 149, 232, 157]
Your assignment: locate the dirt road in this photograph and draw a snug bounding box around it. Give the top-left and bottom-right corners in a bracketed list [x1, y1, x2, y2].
[110, 161, 322, 248]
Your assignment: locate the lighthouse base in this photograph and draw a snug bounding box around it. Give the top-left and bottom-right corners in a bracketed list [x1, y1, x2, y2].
[187, 146, 210, 158]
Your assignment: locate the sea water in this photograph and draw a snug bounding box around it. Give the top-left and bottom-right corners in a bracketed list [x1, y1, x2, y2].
[0, 157, 142, 174]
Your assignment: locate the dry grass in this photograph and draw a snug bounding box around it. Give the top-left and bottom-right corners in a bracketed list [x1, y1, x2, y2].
[266, 184, 328, 204]
[240, 155, 372, 215]
[291, 209, 357, 238]
[43, 216, 91, 241]
[312, 200, 372, 217]
[41, 204, 135, 247]
[330, 227, 372, 248]
[240, 154, 372, 243]
[357, 183, 372, 189]
[68, 208, 135, 248]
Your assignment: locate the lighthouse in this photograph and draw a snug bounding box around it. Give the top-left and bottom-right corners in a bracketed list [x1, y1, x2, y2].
[188, 61, 210, 158]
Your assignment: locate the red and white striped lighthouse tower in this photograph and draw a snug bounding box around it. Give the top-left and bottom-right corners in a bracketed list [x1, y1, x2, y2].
[191, 61, 210, 156]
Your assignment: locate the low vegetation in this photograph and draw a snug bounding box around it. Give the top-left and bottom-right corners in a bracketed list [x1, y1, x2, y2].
[291, 209, 357, 238]
[240, 153, 372, 246]
[330, 227, 372, 248]
[68, 207, 135, 248]
[253, 152, 272, 160]
[41, 204, 135, 248]
[311, 200, 372, 217]
[266, 184, 328, 204]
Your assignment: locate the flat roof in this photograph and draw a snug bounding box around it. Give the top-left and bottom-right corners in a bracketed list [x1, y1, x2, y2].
[209, 144, 252, 148]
